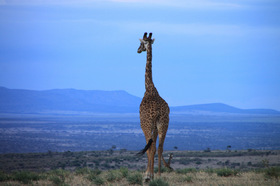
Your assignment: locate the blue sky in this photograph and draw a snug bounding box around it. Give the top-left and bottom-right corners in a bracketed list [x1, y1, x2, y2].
[0, 0, 280, 110]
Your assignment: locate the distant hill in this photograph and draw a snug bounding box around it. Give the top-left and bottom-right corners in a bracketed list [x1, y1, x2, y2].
[171, 103, 280, 115]
[0, 87, 279, 115]
[0, 87, 141, 113]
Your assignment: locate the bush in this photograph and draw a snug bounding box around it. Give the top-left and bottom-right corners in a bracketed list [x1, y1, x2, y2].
[87, 168, 104, 185]
[106, 170, 122, 182]
[149, 178, 169, 186]
[75, 167, 90, 175]
[264, 167, 280, 179]
[216, 168, 239, 177]
[49, 175, 65, 186]
[120, 167, 129, 178]
[204, 168, 215, 175]
[0, 171, 9, 182]
[176, 168, 197, 174]
[48, 169, 70, 186]
[12, 171, 41, 184]
[184, 176, 192, 183]
[87, 169, 101, 182]
[93, 176, 105, 185]
[127, 172, 143, 185]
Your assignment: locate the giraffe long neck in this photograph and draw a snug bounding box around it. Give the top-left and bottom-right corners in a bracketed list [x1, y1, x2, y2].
[145, 43, 156, 93]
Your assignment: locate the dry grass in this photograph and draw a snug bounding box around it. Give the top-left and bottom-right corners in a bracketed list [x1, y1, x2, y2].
[162, 171, 279, 186]
[1, 168, 279, 186]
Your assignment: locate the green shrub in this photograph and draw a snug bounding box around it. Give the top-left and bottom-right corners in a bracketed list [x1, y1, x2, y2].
[87, 168, 103, 183]
[87, 173, 97, 182]
[50, 175, 65, 186]
[50, 169, 70, 177]
[12, 171, 41, 184]
[0, 171, 9, 182]
[264, 167, 280, 179]
[93, 176, 105, 185]
[91, 169, 102, 176]
[184, 176, 192, 183]
[127, 172, 143, 185]
[106, 170, 122, 182]
[216, 168, 239, 177]
[48, 169, 70, 186]
[149, 178, 169, 186]
[87, 172, 98, 181]
[75, 167, 90, 175]
[120, 167, 129, 178]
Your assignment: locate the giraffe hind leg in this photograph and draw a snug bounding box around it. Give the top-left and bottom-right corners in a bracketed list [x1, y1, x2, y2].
[156, 116, 169, 176]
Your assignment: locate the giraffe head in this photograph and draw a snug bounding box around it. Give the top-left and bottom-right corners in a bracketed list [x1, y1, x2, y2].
[137, 32, 155, 53]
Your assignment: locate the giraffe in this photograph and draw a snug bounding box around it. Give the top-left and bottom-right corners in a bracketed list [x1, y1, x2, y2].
[162, 153, 174, 171]
[136, 32, 171, 181]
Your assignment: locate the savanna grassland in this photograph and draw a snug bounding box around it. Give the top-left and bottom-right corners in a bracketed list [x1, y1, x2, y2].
[1, 113, 280, 185]
[0, 150, 279, 185]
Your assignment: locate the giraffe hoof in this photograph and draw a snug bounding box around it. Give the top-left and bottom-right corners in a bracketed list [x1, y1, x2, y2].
[144, 175, 151, 182]
[145, 177, 151, 182]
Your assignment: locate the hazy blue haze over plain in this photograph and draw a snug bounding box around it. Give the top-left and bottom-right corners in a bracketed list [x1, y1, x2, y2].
[0, 0, 279, 110]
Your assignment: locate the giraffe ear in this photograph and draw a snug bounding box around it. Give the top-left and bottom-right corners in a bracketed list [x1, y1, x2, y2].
[151, 38, 155, 44]
[139, 39, 145, 43]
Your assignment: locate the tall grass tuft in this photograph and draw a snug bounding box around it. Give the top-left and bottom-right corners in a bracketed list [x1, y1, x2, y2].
[49, 175, 65, 186]
[149, 178, 169, 186]
[48, 169, 70, 186]
[120, 167, 129, 178]
[0, 171, 9, 182]
[216, 168, 239, 177]
[93, 176, 105, 185]
[106, 170, 122, 182]
[75, 167, 90, 175]
[87, 169, 102, 182]
[12, 171, 41, 184]
[127, 172, 143, 185]
[264, 167, 280, 179]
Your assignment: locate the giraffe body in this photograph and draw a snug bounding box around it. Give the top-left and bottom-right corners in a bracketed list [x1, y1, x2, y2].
[137, 32, 170, 181]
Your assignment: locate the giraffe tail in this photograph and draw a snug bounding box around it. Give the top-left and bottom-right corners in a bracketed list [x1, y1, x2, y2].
[136, 139, 153, 156]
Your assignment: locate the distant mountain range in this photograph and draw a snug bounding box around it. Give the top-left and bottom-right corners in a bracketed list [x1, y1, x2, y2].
[171, 103, 280, 115]
[0, 86, 279, 115]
